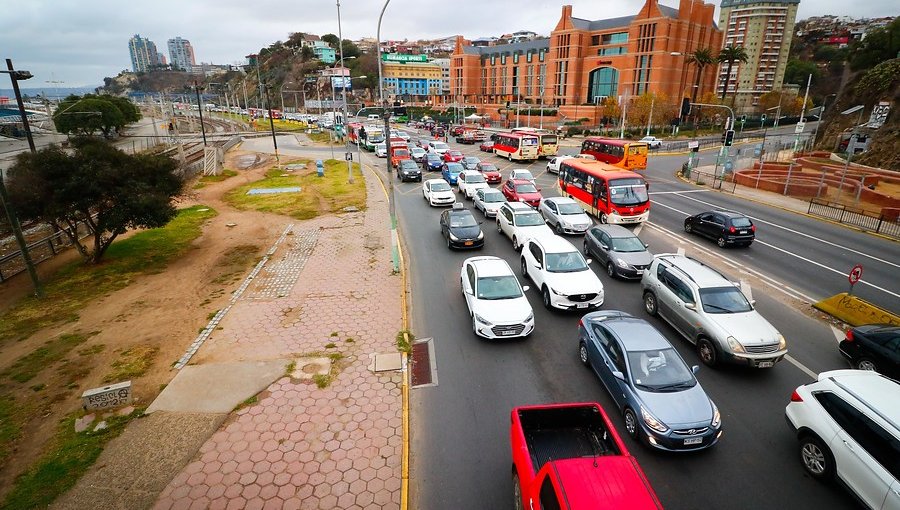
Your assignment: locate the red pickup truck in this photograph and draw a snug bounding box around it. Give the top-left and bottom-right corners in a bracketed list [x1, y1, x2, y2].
[511, 403, 663, 510]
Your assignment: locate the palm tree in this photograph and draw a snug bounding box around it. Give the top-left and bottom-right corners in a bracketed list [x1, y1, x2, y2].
[687, 48, 716, 103]
[717, 44, 749, 102]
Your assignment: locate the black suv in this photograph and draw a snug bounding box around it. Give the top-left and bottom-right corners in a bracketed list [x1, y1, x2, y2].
[839, 324, 900, 377]
[684, 211, 755, 247]
[396, 160, 422, 182]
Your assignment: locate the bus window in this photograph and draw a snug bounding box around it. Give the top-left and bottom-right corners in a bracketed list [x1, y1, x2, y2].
[629, 146, 645, 155]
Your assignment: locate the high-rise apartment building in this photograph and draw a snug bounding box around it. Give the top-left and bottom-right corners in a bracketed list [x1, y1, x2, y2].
[129, 34, 160, 72]
[168, 37, 196, 71]
[717, 0, 800, 113]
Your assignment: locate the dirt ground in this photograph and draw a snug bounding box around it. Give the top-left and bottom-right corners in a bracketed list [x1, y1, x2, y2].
[0, 148, 308, 499]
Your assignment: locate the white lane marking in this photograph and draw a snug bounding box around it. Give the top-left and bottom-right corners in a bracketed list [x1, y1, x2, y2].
[677, 247, 686, 256]
[785, 355, 818, 379]
[633, 223, 643, 236]
[830, 325, 845, 343]
[740, 279, 754, 302]
[671, 193, 900, 270]
[650, 200, 900, 299]
[648, 189, 711, 195]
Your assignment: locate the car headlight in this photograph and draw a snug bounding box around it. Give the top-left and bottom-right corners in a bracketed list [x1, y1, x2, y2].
[524, 312, 534, 323]
[726, 336, 745, 353]
[548, 286, 560, 295]
[711, 402, 721, 428]
[476, 231, 484, 240]
[474, 313, 492, 326]
[616, 258, 629, 268]
[610, 210, 620, 216]
[449, 233, 459, 241]
[777, 333, 786, 350]
[641, 406, 668, 433]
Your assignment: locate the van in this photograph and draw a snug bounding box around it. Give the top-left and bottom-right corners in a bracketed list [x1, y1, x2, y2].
[368, 114, 381, 120]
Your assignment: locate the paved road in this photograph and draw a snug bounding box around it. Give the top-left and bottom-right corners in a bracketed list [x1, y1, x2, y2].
[368, 125, 889, 510]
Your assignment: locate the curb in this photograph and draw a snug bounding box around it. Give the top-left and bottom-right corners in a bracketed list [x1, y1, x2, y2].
[813, 293, 900, 327]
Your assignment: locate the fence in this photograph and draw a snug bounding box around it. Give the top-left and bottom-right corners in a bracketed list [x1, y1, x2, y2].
[807, 198, 900, 239]
[682, 168, 736, 193]
[0, 220, 94, 283]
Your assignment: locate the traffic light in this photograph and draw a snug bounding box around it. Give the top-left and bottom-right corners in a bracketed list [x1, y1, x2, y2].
[740, 115, 746, 123]
[760, 114, 767, 124]
[506, 100, 511, 108]
[723, 129, 735, 147]
[680, 97, 691, 117]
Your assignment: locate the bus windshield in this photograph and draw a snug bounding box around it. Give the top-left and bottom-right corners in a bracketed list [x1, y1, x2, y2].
[609, 178, 649, 205]
[541, 135, 558, 144]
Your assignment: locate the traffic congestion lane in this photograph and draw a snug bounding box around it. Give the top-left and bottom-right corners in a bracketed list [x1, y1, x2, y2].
[393, 160, 857, 510]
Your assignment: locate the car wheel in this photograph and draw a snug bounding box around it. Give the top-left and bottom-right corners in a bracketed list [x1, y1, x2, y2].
[600, 213, 608, 224]
[508, 154, 513, 162]
[471, 314, 478, 336]
[643, 291, 658, 316]
[607, 262, 616, 278]
[800, 435, 835, 481]
[717, 236, 727, 248]
[542, 287, 552, 310]
[579, 342, 590, 366]
[447, 236, 452, 249]
[521, 258, 528, 280]
[512, 236, 520, 251]
[855, 357, 878, 371]
[512, 472, 524, 510]
[623, 408, 639, 440]
[697, 338, 718, 367]
[583, 241, 590, 258]
[555, 222, 563, 235]
[684, 222, 692, 233]
[497, 220, 502, 234]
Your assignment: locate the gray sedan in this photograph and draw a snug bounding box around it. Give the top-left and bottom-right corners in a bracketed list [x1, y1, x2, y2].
[584, 225, 653, 279]
[539, 197, 592, 235]
[578, 310, 722, 451]
[461, 156, 481, 170]
[473, 188, 506, 218]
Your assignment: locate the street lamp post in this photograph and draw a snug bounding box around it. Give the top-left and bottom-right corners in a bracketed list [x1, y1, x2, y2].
[1, 58, 42, 297]
[836, 105, 865, 200]
[377, 0, 399, 273]
[192, 81, 208, 146]
[264, 84, 280, 168]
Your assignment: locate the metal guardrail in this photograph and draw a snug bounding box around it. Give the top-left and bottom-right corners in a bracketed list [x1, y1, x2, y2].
[0, 220, 93, 283]
[808, 198, 900, 239]
[682, 168, 736, 193]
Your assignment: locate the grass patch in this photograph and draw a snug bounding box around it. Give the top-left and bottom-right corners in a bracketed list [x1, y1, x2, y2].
[0, 396, 24, 465]
[233, 395, 258, 412]
[0, 408, 142, 510]
[0, 206, 217, 346]
[307, 131, 338, 144]
[330, 331, 339, 337]
[211, 244, 260, 285]
[103, 345, 159, 383]
[78, 344, 105, 356]
[3, 333, 93, 383]
[253, 119, 309, 132]
[344, 337, 355, 343]
[284, 360, 296, 375]
[194, 169, 238, 189]
[205, 310, 219, 321]
[312, 373, 332, 389]
[325, 343, 336, 349]
[396, 330, 415, 353]
[224, 162, 366, 220]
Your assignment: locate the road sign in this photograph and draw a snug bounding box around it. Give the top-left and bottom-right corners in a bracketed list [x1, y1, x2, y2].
[795, 122, 806, 133]
[848, 264, 863, 285]
[688, 140, 699, 149]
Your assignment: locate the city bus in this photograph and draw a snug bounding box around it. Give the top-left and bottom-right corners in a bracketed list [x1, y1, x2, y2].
[580, 137, 649, 171]
[557, 159, 650, 224]
[511, 127, 559, 158]
[493, 132, 540, 162]
[362, 124, 385, 151]
[347, 122, 364, 144]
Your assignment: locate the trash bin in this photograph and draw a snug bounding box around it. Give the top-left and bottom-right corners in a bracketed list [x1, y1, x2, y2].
[316, 160, 325, 177]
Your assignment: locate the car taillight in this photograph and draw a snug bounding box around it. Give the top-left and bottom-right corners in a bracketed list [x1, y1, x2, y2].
[751, 225, 756, 232]
[729, 226, 736, 233]
[790, 390, 803, 402]
[845, 329, 854, 342]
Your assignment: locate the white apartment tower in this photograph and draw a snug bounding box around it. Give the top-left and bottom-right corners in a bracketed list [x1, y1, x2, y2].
[168, 37, 197, 71]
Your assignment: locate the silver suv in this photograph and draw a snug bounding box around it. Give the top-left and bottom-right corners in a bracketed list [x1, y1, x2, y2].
[641, 254, 787, 368]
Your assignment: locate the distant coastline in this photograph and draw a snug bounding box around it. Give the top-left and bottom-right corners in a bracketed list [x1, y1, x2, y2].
[0, 86, 100, 101]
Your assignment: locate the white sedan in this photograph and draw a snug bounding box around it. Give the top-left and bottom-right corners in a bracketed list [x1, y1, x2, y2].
[520, 235, 604, 311]
[474, 188, 506, 218]
[460, 256, 534, 339]
[375, 142, 387, 157]
[423, 178, 456, 207]
[639, 136, 662, 148]
[457, 171, 489, 200]
[546, 154, 596, 174]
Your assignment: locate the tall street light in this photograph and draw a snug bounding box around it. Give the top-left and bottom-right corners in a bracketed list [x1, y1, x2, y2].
[836, 104, 865, 200]
[335, 3, 356, 183]
[264, 83, 280, 168]
[191, 81, 208, 146]
[377, 0, 399, 273]
[1, 58, 42, 297]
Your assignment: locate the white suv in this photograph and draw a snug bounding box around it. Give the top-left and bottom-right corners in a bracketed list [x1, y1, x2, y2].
[785, 370, 899, 509]
[641, 254, 787, 368]
[460, 256, 535, 339]
[457, 171, 489, 200]
[496, 202, 553, 251]
[521, 236, 604, 310]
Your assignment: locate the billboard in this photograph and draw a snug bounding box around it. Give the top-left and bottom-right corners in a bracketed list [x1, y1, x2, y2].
[381, 53, 428, 63]
[331, 76, 352, 90]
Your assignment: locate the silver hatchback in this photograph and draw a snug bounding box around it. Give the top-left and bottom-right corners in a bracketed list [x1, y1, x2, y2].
[641, 254, 787, 368]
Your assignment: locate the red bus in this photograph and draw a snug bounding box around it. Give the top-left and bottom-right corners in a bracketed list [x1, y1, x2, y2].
[558, 159, 650, 224]
[347, 122, 364, 144]
[581, 137, 649, 171]
[493, 132, 540, 162]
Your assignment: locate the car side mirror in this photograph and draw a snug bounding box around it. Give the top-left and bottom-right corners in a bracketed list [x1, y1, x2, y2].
[684, 302, 697, 311]
[644, 243, 649, 249]
[537, 187, 542, 192]
[612, 370, 625, 381]
[749, 299, 756, 306]
[522, 285, 530, 292]
[465, 288, 474, 296]
[691, 365, 700, 375]
[478, 221, 484, 225]
[585, 259, 592, 265]
[599, 243, 608, 250]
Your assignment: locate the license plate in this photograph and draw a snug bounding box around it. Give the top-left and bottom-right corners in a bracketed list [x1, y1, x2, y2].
[739, 230, 748, 234]
[576, 303, 589, 309]
[464, 241, 473, 246]
[499, 330, 516, 336]
[758, 361, 775, 368]
[684, 437, 703, 446]
[635, 270, 644, 275]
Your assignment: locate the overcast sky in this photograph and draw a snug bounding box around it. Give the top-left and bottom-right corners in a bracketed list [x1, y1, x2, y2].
[2, 0, 896, 87]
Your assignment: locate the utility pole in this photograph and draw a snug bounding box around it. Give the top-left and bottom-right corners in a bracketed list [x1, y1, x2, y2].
[336, 0, 355, 183]
[377, 0, 399, 273]
[193, 81, 208, 146]
[264, 84, 280, 168]
[645, 97, 655, 136]
[619, 92, 629, 139]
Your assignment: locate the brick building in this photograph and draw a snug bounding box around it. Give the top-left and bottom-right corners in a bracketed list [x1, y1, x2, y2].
[449, 0, 722, 124]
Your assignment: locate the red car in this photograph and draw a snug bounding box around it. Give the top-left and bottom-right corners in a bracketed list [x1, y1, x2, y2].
[442, 149, 464, 163]
[475, 162, 501, 184]
[479, 140, 495, 152]
[502, 178, 542, 207]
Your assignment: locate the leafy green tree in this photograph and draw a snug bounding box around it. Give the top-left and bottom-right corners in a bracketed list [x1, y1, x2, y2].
[6, 138, 184, 264]
[687, 48, 716, 102]
[848, 18, 900, 71]
[53, 97, 125, 137]
[321, 34, 340, 48]
[784, 59, 820, 86]
[717, 45, 749, 102]
[341, 39, 361, 59]
[104, 96, 141, 123]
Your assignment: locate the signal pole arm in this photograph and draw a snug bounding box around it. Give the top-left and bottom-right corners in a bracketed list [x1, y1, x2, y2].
[690, 102, 735, 130]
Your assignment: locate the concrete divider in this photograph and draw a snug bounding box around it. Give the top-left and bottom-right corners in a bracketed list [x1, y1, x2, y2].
[813, 293, 900, 327]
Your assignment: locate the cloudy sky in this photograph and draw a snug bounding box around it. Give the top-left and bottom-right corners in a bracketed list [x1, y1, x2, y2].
[2, 0, 896, 87]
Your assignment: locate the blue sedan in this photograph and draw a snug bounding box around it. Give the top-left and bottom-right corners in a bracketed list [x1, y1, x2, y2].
[423, 153, 443, 172]
[441, 162, 464, 185]
[578, 310, 722, 451]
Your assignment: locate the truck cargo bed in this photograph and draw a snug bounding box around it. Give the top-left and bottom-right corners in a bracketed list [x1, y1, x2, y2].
[518, 405, 620, 474]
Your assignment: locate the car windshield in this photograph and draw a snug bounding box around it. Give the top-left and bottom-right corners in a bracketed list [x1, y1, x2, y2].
[514, 172, 534, 180]
[479, 165, 497, 172]
[446, 164, 463, 174]
[400, 161, 418, 169]
[433, 143, 448, 150]
[449, 213, 477, 228]
[465, 158, 479, 164]
[545, 251, 588, 273]
[431, 182, 451, 192]
[515, 212, 545, 227]
[394, 150, 409, 157]
[449, 151, 462, 156]
[610, 236, 646, 252]
[426, 154, 441, 162]
[476, 275, 523, 300]
[466, 174, 486, 183]
[412, 148, 425, 154]
[627, 348, 696, 391]
[482, 191, 504, 203]
[609, 178, 649, 205]
[699, 287, 753, 314]
[516, 184, 538, 194]
[731, 217, 752, 228]
[557, 203, 584, 215]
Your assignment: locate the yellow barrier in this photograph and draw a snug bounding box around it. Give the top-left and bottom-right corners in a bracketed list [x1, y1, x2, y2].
[813, 293, 900, 327]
